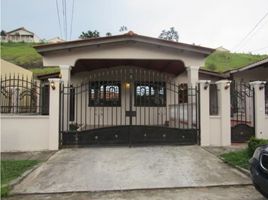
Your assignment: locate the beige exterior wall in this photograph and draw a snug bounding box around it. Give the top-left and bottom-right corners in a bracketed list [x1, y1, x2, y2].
[1, 115, 49, 152]
[42, 43, 206, 68]
[0, 59, 33, 78]
[232, 67, 268, 82]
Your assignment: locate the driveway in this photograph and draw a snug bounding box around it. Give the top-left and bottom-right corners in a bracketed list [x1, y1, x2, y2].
[12, 146, 251, 194]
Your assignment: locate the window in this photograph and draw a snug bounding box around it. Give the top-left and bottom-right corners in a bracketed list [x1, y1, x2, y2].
[135, 82, 166, 106]
[178, 84, 188, 103]
[88, 81, 121, 106]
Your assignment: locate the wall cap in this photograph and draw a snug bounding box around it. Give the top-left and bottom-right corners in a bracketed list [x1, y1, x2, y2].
[215, 80, 232, 84]
[249, 81, 266, 86]
[1, 115, 49, 119]
[197, 80, 211, 84]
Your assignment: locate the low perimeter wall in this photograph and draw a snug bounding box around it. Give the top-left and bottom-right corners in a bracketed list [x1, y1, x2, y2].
[1, 115, 49, 152]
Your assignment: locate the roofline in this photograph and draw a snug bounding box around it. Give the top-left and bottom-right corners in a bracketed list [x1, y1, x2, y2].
[6, 27, 34, 35]
[225, 57, 268, 74]
[34, 32, 215, 55]
[199, 68, 227, 78]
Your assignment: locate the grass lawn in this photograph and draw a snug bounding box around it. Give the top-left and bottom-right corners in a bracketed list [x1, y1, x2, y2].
[0, 160, 39, 197]
[204, 51, 267, 72]
[220, 149, 250, 170]
[1, 42, 43, 68]
[30, 67, 60, 76]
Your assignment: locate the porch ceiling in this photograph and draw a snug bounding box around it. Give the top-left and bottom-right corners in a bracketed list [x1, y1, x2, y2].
[72, 59, 186, 75]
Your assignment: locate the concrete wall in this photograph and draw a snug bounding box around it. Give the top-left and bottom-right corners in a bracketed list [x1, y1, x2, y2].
[0, 59, 33, 78]
[209, 116, 221, 145]
[1, 115, 49, 152]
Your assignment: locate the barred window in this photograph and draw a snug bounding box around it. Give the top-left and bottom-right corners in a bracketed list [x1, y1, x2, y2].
[135, 82, 166, 107]
[88, 81, 121, 106]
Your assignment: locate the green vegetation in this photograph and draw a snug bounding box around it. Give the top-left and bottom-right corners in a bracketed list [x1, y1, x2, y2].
[1, 160, 39, 197]
[204, 51, 267, 72]
[30, 67, 60, 76]
[1, 42, 43, 69]
[221, 137, 268, 170]
[247, 137, 268, 157]
[221, 149, 250, 169]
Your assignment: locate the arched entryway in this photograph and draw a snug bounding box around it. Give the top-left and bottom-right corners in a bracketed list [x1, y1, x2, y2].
[60, 60, 200, 147]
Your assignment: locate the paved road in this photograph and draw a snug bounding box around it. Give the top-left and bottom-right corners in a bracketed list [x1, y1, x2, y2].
[6, 186, 266, 200]
[12, 146, 251, 194]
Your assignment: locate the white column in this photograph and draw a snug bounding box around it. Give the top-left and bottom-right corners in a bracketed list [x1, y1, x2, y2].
[250, 81, 267, 139]
[48, 78, 61, 150]
[187, 66, 200, 87]
[198, 80, 210, 146]
[216, 80, 232, 146]
[60, 65, 71, 84]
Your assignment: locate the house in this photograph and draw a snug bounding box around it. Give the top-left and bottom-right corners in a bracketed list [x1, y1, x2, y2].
[1, 32, 267, 151]
[34, 31, 217, 146]
[215, 46, 230, 52]
[0, 27, 41, 43]
[46, 37, 65, 44]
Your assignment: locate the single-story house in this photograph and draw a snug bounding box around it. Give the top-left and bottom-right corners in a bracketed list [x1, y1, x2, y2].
[0, 27, 41, 43]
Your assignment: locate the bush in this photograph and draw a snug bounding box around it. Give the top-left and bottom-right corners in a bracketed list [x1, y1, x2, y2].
[248, 137, 268, 157]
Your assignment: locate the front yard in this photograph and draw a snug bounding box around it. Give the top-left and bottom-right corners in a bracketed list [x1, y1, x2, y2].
[1, 160, 39, 197]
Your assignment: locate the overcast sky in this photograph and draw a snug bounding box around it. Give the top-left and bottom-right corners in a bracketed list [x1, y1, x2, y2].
[1, 0, 268, 54]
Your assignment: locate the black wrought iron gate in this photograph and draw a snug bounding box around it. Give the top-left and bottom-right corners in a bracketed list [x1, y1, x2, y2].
[59, 67, 200, 147]
[231, 81, 255, 142]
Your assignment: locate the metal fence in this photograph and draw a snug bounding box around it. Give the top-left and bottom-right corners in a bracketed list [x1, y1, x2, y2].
[209, 84, 218, 115]
[0, 75, 49, 114]
[265, 82, 268, 115]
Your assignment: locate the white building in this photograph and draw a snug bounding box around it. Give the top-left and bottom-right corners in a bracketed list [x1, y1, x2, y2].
[1, 27, 41, 43]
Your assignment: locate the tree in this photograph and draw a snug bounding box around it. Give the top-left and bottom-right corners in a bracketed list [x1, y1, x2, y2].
[119, 26, 128, 32]
[159, 27, 179, 42]
[1, 30, 7, 36]
[79, 30, 100, 39]
[106, 32, 112, 36]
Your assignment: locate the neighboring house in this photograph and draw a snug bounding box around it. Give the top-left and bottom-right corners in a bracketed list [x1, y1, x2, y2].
[0, 59, 33, 78]
[0, 27, 41, 43]
[225, 57, 268, 83]
[47, 37, 65, 44]
[215, 46, 230, 52]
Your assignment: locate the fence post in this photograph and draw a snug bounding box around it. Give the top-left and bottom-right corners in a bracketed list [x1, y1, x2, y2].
[216, 80, 232, 146]
[250, 81, 267, 139]
[48, 78, 61, 150]
[198, 80, 210, 146]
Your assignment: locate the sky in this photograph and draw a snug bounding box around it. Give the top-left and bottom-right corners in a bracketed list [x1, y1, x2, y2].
[1, 0, 268, 54]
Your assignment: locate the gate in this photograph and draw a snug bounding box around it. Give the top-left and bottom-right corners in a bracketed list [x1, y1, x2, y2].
[230, 81, 255, 142]
[59, 67, 200, 147]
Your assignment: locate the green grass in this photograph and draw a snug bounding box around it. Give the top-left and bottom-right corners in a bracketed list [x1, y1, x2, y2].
[1, 160, 39, 197]
[221, 149, 250, 170]
[204, 51, 267, 72]
[1, 42, 43, 69]
[30, 67, 60, 76]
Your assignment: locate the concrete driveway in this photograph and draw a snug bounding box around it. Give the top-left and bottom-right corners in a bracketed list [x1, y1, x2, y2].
[12, 146, 251, 194]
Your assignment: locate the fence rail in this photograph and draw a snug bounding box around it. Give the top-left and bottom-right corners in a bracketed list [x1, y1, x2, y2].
[265, 82, 268, 115]
[0, 75, 49, 115]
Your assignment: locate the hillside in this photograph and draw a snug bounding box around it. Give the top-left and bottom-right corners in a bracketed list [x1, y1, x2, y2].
[1, 42, 267, 75]
[204, 51, 267, 72]
[1, 42, 59, 76]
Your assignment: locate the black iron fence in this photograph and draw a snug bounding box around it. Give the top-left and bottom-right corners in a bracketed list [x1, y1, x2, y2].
[209, 84, 218, 115]
[0, 75, 49, 114]
[59, 67, 200, 146]
[230, 81, 255, 142]
[265, 82, 268, 115]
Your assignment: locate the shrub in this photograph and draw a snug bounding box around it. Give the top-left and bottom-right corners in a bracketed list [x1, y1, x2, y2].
[248, 137, 268, 157]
